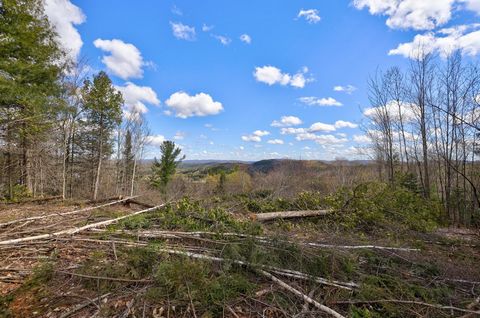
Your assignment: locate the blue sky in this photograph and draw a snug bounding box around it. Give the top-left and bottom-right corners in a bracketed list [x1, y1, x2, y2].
[45, 0, 480, 160]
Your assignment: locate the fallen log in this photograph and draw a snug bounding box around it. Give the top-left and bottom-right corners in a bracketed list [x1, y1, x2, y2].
[91, 229, 419, 252]
[0, 204, 163, 245]
[258, 269, 345, 318]
[60, 235, 357, 290]
[0, 196, 140, 228]
[125, 198, 155, 209]
[150, 246, 356, 290]
[334, 299, 480, 315]
[252, 210, 331, 222]
[59, 292, 111, 318]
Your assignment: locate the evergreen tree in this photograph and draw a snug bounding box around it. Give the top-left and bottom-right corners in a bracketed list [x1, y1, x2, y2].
[81, 71, 123, 200]
[0, 0, 64, 198]
[150, 141, 185, 195]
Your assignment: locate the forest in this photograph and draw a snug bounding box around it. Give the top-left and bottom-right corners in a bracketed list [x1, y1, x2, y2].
[0, 0, 479, 317]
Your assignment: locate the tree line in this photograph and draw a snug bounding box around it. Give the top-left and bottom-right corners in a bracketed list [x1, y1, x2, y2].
[0, 0, 153, 201]
[365, 50, 480, 226]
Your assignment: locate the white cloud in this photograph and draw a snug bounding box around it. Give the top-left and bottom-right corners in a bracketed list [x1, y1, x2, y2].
[461, 0, 480, 14]
[335, 120, 358, 129]
[212, 34, 231, 45]
[165, 92, 223, 118]
[44, 0, 86, 62]
[389, 25, 480, 58]
[146, 135, 166, 147]
[267, 139, 284, 145]
[116, 82, 160, 114]
[174, 131, 186, 140]
[242, 135, 261, 142]
[253, 130, 270, 137]
[353, 0, 455, 30]
[334, 85, 357, 94]
[241, 130, 270, 142]
[363, 100, 418, 122]
[281, 120, 357, 141]
[310, 122, 337, 132]
[94, 39, 144, 80]
[296, 133, 348, 145]
[353, 135, 372, 143]
[299, 96, 342, 106]
[297, 9, 321, 24]
[253, 66, 311, 88]
[280, 127, 307, 135]
[271, 116, 303, 127]
[202, 24, 214, 32]
[240, 34, 252, 44]
[170, 22, 196, 41]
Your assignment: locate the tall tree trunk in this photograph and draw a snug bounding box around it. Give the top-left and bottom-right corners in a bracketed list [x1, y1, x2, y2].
[93, 136, 103, 201]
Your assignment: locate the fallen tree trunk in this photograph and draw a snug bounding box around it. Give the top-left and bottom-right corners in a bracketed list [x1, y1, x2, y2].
[59, 292, 111, 318]
[0, 204, 163, 245]
[91, 229, 419, 252]
[0, 196, 140, 228]
[334, 299, 480, 315]
[252, 210, 331, 222]
[258, 269, 345, 318]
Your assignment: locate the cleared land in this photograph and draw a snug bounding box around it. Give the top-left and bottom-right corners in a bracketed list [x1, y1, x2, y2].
[0, 197, 478, 317]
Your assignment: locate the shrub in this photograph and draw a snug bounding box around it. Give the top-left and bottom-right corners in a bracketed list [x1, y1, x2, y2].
[326, 181, 441, 232]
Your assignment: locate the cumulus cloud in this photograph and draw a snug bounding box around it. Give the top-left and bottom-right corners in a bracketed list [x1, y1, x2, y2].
[253, 66, 311, 88]
[240, 34, 252, 44]
[353, 135, 372, 143]
[296, 133, 348, 145]
[241, 130, 270, 142]
[170, 22, 196, 41]
[253, 130, 270, 137]
[267, 139, 284, 145]
[297, 9, 321, 24]
[334, 85, 357, 94]
[299, 96, 342, 106]
[334, 120, 358, 129]
[146, 135, 166, 147]
[281, 120, 356, 141]
[242, 135, 261, 142]
[44, 0, 86, 62]
[363, 100, 418, 122]
[280, 127, 308, 135]
[212, 34, 231, 45]
[94, 39, 144, 80]
[165, 92, 223, 118]
[352, 0, 455, 30]
[389, 24, 480, 58]
[310, 122, 336, 132]
[116, 82, 160, 114]
[271, 116, 303, 127]
[202, 24, 214, 32]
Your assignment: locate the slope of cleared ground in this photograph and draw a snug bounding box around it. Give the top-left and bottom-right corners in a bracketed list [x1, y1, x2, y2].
[0, 196, 478, 317]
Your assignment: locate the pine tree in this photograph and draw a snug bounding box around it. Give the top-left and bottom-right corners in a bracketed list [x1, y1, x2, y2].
[150, 141, 185, 196]
[0, 0, 65, 198]
[81, 71, 123, 200]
